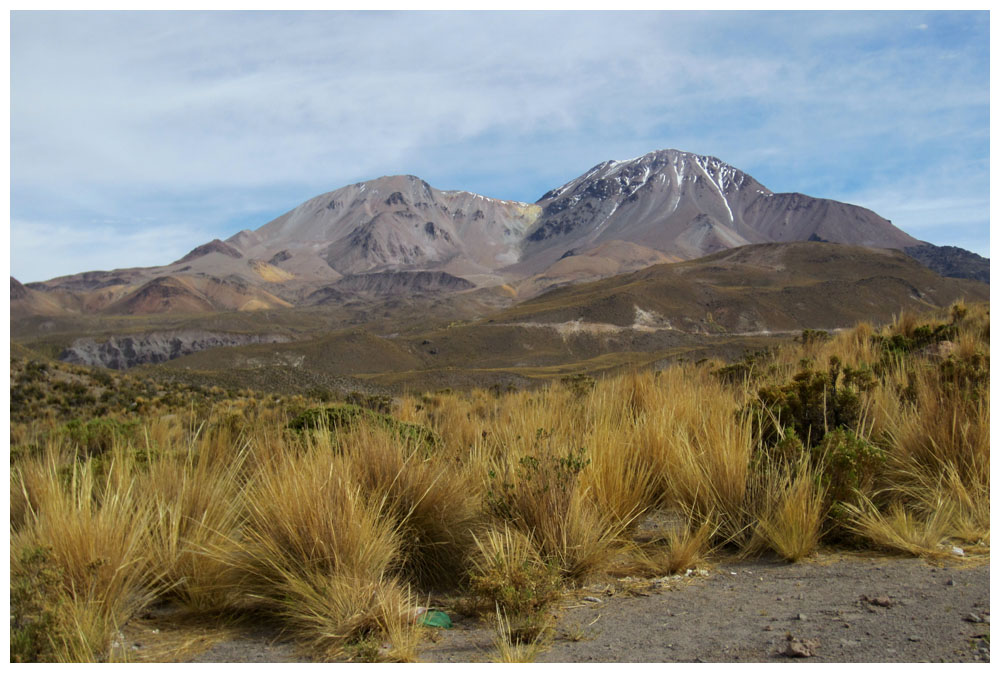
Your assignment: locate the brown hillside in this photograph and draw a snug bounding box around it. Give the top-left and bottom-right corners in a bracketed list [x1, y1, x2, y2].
[496, 242, 988, 333]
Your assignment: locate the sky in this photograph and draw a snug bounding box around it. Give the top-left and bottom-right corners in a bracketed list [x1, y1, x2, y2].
[9, 10, 991, 283]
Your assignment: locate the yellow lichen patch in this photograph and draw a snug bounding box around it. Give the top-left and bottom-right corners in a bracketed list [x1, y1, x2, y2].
[238, 297, 291, 311]
[250, 259, 295, 283]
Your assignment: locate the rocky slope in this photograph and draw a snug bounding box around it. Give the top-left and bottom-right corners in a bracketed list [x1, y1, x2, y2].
[60, 331, 292, 370]
[515, 150, 921, 275]
[228, 174, 541, 285]
[903, 244, 990, 284]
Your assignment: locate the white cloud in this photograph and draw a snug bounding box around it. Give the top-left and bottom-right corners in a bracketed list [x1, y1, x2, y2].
[11, 218, 210, 283]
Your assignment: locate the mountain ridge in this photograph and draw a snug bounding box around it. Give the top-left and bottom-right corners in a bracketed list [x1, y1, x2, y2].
[12, 148, 987, 318]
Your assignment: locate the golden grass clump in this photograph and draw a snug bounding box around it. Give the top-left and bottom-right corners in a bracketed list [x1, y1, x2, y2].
[12, 456, 159, 662]
[468, 525, 562, 643]
[840, 497, 957, 557]
[617, 514, 716, 577]
[751, 460, 828, 562]
[142, 445, 249, 611]
[341, 423, 480, 587]
[482, 431, 624, 580]
[232, 447, 413, 659]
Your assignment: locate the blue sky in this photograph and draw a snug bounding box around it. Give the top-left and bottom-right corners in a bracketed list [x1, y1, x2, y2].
[10, 10, 990, 282]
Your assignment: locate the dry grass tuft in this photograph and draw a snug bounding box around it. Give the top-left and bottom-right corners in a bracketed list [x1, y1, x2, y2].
[12, 456, 159, 662]
[490, 606, 552, 663]
[752, 460, 828, 562]
[616, 514, 716, 577]
[342, 424, 479, 587]
[841, 496, 957, 557]
[468, 525, 562, 642]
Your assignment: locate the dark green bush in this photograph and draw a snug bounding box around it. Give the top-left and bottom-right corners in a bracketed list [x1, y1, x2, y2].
[287, 404, 441, 451]
[751, 356, 865, 448]
[814, 428, 885, 506]
[938, 351, 989, 399]
[797, 329, 831, 346]
[344, 391, 394, 414]
[10, 546, 63, 663]
[560, 373, 596, 398]
[713, 348, 776, 385]
[61, 418, 140, 458]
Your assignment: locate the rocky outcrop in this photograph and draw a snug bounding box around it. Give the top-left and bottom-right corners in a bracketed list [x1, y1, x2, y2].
[173, 239, 244, 265]
[59, 331, 292, 370]
[10, 276, 27, 300]
[333, 270, 476, 295]
[904, 243, 989, 284]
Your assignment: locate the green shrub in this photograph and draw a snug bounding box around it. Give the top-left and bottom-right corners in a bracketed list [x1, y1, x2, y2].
[751, 356, 865, 448]
[60, 418, 140, 459]
[468, 526, 562, 644]
[797, 329, 831, 346]
[560, 373, 596, 398]
[344, 391, 394, 414]
[712, 348, 776, 385]
[814, 428, 885, 507]
[287, 404, 441, 451]
[10, 545, 64, 662]
[938, 352, 989, 399]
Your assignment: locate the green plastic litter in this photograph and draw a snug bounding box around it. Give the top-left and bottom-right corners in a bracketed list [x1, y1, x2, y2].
[418, 610, 452, 629]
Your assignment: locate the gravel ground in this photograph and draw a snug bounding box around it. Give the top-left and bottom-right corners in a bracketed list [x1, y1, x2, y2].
[420, 554, 990, 663]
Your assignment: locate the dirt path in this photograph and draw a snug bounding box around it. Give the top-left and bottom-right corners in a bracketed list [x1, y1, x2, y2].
[160, 553, 988, 663]
[419, 554, 990, 663]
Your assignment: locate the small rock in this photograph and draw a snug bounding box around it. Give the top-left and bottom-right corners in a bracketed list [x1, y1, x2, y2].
[797, 613, 808, 621]
[964, 613, 984, 623]
[782, 636, 819, 658]
[946, 579, 956, 586]
[908, 635, 922, 642]
[951, 546, 965, 556]
[763, 625, 773, 631]
[862, 594, 894, 608]
[582, 596, 602, 603]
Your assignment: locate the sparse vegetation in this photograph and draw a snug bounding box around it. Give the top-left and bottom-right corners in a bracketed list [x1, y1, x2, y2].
[9, 301, 989, 661]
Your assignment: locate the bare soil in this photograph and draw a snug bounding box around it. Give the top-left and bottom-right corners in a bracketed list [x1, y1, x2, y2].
[136, 553, 988, 663]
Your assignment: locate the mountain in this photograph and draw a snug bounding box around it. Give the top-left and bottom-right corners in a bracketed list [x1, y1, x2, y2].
[15, 149, 986, 318]
[514, 149, 921, 276]
[227, 174, 541, 286]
